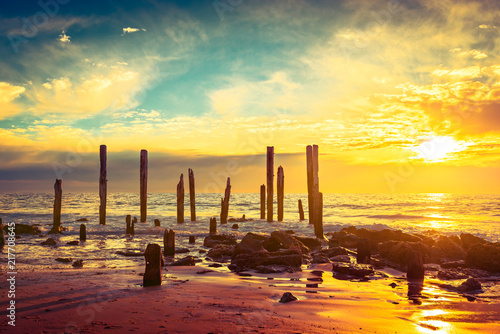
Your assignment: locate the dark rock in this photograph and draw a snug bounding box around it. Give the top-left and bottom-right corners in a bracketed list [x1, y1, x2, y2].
[330, 255, 351, 263]
[116, 251, 144, 257]
[5, 223, 41, 235]
[232, 224, 239, 229]
[315, 247, 349, 259]
[433, 236, 465, 261]
[356, 239, 371, 264]
[294, 236, 322, 251]
[279, 292, 298, 303]
[460, 233, 486, 250]
[176, 248, 190, 254]
[311, 254, 330, 264]
[76, 218, 88, 222]
[389, 282, 397, 288]
[255, 265, 297, 274]
[328, 231, 358, 248]
[170, 256, 196, 266]
[262, 237, 282, 252]
[231, 249, 302, 270]
[332, 262, 374, 277]
[55, 258, 73, 263]
[66, 241, 79, 245]
[441, 260, 466, 269]
[270, 231, 310, 254]
[407, 247, 425, 279]
[203, 234, 237, 248]
[207, 245, 234, 262]
[49, 225, 64, 234]
[437, 269, 468, 280]
[208, 263, 223, 268]
[72, 259, 83, 267]
[232, 233, 268, 259]
[41, 238, 57, 246]
[466, 243, 500, 273]
[458, 278, 482, 292]
[228, 215, 249, 223]
[379, 241, 426, 266]
[198, 249, 207, 254]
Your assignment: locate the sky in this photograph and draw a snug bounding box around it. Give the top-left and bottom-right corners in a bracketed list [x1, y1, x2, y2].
[1, 0, 500, 193]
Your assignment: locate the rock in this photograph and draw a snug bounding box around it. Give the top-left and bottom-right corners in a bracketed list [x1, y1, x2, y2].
[116, 251, 143, 257]
[4, 223, 41, 235]
[49, 225, 64, 234]
[232, 233, 268, 259]
[176, 248, 190, 254]
[231, 249, 302, 270]
[328, 231, 358, 248]
[441, 260, 466, 269]
[279, 292, 297, 303]
[356, 239, 371, 264]
[270, 231, 310, 254]
[466, 243, 500, 273]
[66, 241, 79, 245]
[232, 224, 239, 229]
[433, 236, 465, 261]
[330, 255, 351, 263]
[460, 233, 486, 250]
[311, 254, 331, 264]
[315, 247, 349, 259]
[262, 237, 282, 252]
[170, 256, 196, 266]
[207, 245, 234, 262]
[332, 263, 374, 277]
[437, 269, 468, 280]
[76, 218, 88, 222]
[407, 247, 425, 280]
[255, 265, 297, 274]
[41, 238, 57, 246]
[198, 249, 207, 254]
[294, 236, 322, 251]
[55, 258, 73, 263]
[203, 234, 237, 248]
[72, 259, 83, 267]
[389, 282, 397, 288]
[458, 278, 482, 292]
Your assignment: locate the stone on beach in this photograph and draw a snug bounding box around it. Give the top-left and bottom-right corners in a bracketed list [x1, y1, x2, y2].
[207, 245, 234, 262]
[170, 256, 196, 266]
[332, 262, 374, 277]
[72, 259, 83, 267]
[55, 258, 73, 263]
[458, 278, 482, 292]
[465, 243, 500, 273]
[41, 238, 57, 246]
[5, 223, 41, 235]
[66, 241, 79, 245]
[203, 234, 237, 248]
[279, 292, 298, 303]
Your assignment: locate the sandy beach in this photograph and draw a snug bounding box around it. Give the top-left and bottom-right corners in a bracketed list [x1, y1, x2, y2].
[1, 263, 499, 334]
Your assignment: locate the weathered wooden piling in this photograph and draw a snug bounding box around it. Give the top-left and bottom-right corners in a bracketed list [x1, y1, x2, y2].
[188, 168, 196, 221]
[189, 236, 196, 244]
[407, 246, 425, 279]
[220, 177, 231, 224]
[260, 184, 265, 219]
[177, 174, 184, 223]
[210, 217, 217, 234]
[316, 191, 324, 238]
[306, 146, 314, 225]
[307, 145, 324, 239]
[267, 146, 274, 222]
[143, 243, 162, 287]
[298, 199, 305, 220]
[357, 239, 371, 264]
[154, 219, 160, 227]
[79, 224, 86, 241]
[50, 179, 62, 234]
[99, 145, 107, 225]
[140, 150, 148, 222]
[126, 215, 135, 235]
[277, 166, 284, 222]
[0, 218, 5, 248]
[164, 229, 175, 256]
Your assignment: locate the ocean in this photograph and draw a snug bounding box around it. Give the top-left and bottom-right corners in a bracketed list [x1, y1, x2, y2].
[1, 192, 499, 269]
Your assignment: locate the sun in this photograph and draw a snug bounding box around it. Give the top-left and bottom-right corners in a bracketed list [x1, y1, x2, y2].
[412, 136, 467, 162]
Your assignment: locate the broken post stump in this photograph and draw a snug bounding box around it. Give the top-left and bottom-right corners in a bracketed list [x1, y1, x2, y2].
[407, 246, 425, 280]
[260, 184, 265, 219]
[298, 199, 305, 220]
[80, 224, 86, 241]
[164, 229, 175, 256]
[50, 179, 63, 234]
[143, 243, 162, 287]
[0, 218, 4, 248]
[220, 178, 231, 224]
[357, 239, 371, 264]
[189, 236, 196, 244]
[266, 146, 274, 222]
[277, 166, 284, 222]
[210, 217, 217, 234]
[154, 219, 160, 227]
[126, 215, 135, 235]
[99, 145, 107, 225]
[140, 150, 148, 222]
[188, 168, 196, 221]
[177, 174, 184, 223]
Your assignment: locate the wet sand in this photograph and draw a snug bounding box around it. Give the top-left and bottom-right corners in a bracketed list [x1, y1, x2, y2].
[1, 264, 499, 333]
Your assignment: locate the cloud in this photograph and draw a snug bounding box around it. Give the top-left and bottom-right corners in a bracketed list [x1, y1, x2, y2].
[58, 30, 71, 43]
[122, 27, 146, 35]
[0, 82, 26, 119]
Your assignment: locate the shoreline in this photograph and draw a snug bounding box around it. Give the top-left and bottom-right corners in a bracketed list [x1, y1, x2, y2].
[1, 264, 499, 333]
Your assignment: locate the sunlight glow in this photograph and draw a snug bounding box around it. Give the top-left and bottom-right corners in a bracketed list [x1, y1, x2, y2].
[412, 136, 468, 162]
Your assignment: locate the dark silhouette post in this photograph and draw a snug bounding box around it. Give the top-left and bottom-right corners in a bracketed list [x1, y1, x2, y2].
[357, 239, 371, 264]
[0, 218, 5, 248]
[143, 244, 162, 287]
[220, 178, 231, 224]
[80, 224, 86, 241]
[126, 215, 135, 235]
[260, 184, 265, 219]
[267, 146, 274, 222]
[277, 166, 284, 222]
[177, 174, 184, 223]
[140, 150, 148, 222]
[50, 179, 62, 234]
[407, 246, 425, 279]
[210, 217, 217, 234]
[306, 146, 314, 225]
[99, 145, 107, 225]
[298, 199, 305, 220]
[164, 229, 175, 256]
[188, 168, 196, 221]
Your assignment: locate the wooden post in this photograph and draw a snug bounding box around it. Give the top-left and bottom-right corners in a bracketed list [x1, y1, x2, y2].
[220, 178, 231, 224]
[188, 168, 196, 221]
[50, 179, 62, 234]
[315, 192, 324, 238]
[154, 219, 160, 227]
[126, 215, 131, 234]
[80, 224, 86, 241]
[0, 218, 4, 248]
[260, 184, 265, 219]
[306, 146, 314, 225]
[210, 217, 217, 234]
[143, 243, 162, 287]
[266, 146, 274, 222]
[298, 199, 305, 220]
[189, 236, 195, 244]
[99, 145, 107, 225]
[277, 166, 284, 222]
[407, 246, 425, 279]
[357, 239, 371, 264]
[140, 150, 148, 222]
[177, 174, 184, 223]
[164, 229, 175, 256]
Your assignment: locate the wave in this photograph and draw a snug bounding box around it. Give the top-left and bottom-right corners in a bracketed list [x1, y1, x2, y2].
[367, 213, 445, 220]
